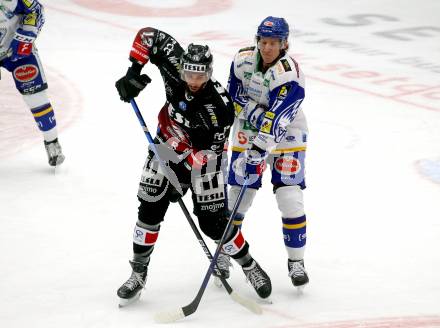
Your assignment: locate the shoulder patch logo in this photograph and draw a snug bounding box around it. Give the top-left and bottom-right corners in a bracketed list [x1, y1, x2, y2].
[239, 46, 256, 53]
[23, 0, 35, 9]
[280, 59, 292, 72]
[277, 85, 291, 99]
[260, 118, 273, 134]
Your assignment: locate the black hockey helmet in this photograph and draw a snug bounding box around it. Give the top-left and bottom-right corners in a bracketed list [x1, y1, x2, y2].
[180, 43, 213, 82]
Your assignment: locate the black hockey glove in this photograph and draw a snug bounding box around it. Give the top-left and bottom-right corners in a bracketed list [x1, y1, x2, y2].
[115, 66, 151, 102]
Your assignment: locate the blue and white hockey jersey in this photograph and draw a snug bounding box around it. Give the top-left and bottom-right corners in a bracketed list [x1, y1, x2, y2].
[0, 0, 44, 60]
[228, 46, 308, 154]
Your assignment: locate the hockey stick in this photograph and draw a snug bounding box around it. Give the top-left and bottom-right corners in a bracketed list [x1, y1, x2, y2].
[154, 175, 251, 323]
[129, 99, 260, 317]
[176, 198, 261, 315]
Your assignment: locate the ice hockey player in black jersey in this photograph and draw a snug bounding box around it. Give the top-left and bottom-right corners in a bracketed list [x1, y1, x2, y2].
[115, 27, 271, 306]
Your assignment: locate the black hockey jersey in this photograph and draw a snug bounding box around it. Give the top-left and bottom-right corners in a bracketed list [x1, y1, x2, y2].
[129, 27, 234, 155]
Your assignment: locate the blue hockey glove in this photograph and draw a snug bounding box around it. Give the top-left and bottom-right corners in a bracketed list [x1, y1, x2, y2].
[9, 29, 36, 62]
[244, 102, 266, 129]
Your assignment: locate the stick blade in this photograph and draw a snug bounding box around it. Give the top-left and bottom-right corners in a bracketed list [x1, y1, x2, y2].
[153, 308, 185, 323]
[230, 291, 262, 314]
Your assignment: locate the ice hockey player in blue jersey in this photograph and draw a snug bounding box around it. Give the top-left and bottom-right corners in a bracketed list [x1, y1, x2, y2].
[0, 0, 64, 166]
[227, 16, 309, 289]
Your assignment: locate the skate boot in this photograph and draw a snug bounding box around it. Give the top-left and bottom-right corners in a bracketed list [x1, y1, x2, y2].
[215, 253, 232, 279]
[287, 259, 309, 287]
[44, 138, 65, 166]
[213, 253, 232, 287]
[242, 259, 272, 299]
[117, 260, 149, 307]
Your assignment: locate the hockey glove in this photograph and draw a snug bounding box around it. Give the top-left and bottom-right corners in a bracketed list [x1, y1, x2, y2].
[9, 29, 36, 62]
[244, 146, 267, 177]
[115, 66, 151, 102]
[244, 102, 267, 130]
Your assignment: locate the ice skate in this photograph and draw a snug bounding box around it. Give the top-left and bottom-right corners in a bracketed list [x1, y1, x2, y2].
[287, 259, 309, 289]
[242, 259, 272, 299]
[117, 260, 149, 307]
[44, 138, 65, 167]
[213, 253, 232, 288]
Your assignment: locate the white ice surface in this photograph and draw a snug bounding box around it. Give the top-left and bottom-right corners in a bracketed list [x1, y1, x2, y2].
[1, 1, 440, 327]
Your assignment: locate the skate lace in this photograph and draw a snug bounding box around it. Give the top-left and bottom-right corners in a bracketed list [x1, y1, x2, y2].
[216, 253, 232, 272]
[288, 261, 306, 278]
[245, 266, 267, 289]
[125, 271, 146, 290]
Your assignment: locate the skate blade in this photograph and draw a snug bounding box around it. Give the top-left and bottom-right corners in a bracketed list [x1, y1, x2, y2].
[118, 292, 141, 308]
[51, 157, 66, 175]
[295, 285, 305, 295]
[258, 297, 273, 304]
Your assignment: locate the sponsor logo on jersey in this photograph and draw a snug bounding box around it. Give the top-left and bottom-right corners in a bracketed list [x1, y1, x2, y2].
[214, 131, 226, 142]
[275, 156, 301, 175]
[265, 111, 275, 119]
[242, 121, 258, 132]
[243, 72, 252, 80]
[238, 131, 248, 145]
[201, 202, 225, 212]
[139, 185, 158, 195]
[141, 174, 162, 187]
[197, 191, 225, 203]
[14, 33, 34, 42]
[179, 101, 187, 111]
[131, 43, 149, 62]
[205, 104, 219, 127]
[13, 65, 38, 82]
[23, 12, 37, 26]
[168, 55, 179, 67]
[277, 85, 291, 99]
[260, 119, 272, 134]
[233, 103, 243, 115]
